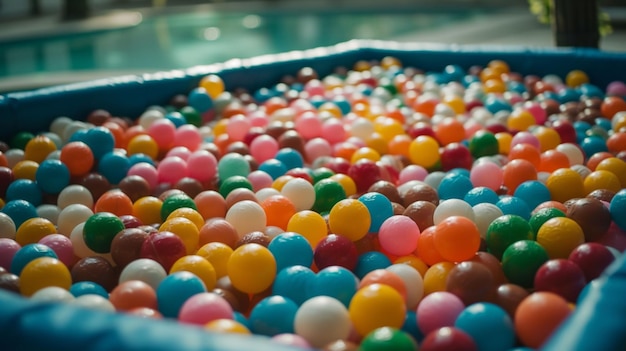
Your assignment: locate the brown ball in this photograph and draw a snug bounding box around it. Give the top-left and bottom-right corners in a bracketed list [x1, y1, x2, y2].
[0, 272, 20, 294]
[80, 173, 111, 202]
[118, 175, 151, 203]
[445, 261, 495, 305]
[174, 177, 204, 199]
[587, 189, 616, 203]
[71, 256, 118, 292]
[495, 283, 529, 318]
[225, 188, 257, 210]
[402, 183, 439, 207]
[368, 180, 402, 204]
[110, 228, 151, 268]
[566, 197, 612, 242]
[236, 231, 271, 248]
[469, 251, 508, 286]
[403, 200, 436, 231]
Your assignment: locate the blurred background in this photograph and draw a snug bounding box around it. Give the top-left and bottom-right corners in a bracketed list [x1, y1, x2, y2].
[0, 0, 625, 93]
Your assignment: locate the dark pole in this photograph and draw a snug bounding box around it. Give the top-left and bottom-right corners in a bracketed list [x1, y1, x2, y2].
[63, 0, 90, 21]
[552, 0, 600, 48]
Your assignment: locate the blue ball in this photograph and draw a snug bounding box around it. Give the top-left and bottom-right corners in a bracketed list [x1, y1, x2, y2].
[595, 118, 612, 132]
[354, 251, 392, 279]
[165, 111, 187, 128]
[455, 303, 515, 351]
[574, 121, 592, 134]
[156, 271, 207, 318]
[36, 159, 70, 194]
[258, 159, 288, 180]
[484, 96, 512, 114]
[1, 199, 38, 228]
[578, 83, 605, 99]
[309, 266, 358, 307]
[253, 87, 275, 104]
[70, 281, 109, 298]
[68, 128, 89, 144]
[402, 311, 424, 343]
[272, 265, 315, 306]
[249, 295, 298, 336]
[507, 81, 527, 95]
[98, 152, 131, 185]
[83, 127, 115, 160]
[610, 189, 626, 231]
[464, 187, 500, 206]
[557, 87, 582, 104]
[580, 136, 609, 157]
[268, 232, 314, 271]
[332, 96, 352, 115]
[438, 173, 474, 200]
[448, 168, 471, 179]
[496, 196, 532, 221]
[514, 180, 551, 212]
[275, 148, 304, 170]
[128, 154, 155, 167]
[463, 75, 480, 87]
[444, 64, 465, 82]
[233, 312, 250, 329]
[358, 192, 394, 233]
[6, 179, 42, 206]
[309, 96, 327, 109]
[188, 87, 214, 113]
[11, 243, 58, 275]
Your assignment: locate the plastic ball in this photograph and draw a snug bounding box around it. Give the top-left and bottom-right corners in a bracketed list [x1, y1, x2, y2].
[272, 265, 315, 306]
[287, 210, 328, 247]
[294, 296, 352, 348]
[118, 258, 167, 291]
[496, 196, 531, 221]
[416, 228, 446, 268]
[354, 251, 392, 278]
[433, 199, 475, 225]
[514, 292, 571, 348]
[280, 178, 315, 211]
[140, 231, 187, 271]
[358, 192, 394, 233]
[472, 203, 504, 239]
[31, 286, 75, 303]
[513, 180, 551, 212]
[6, 179, 42, 206]
[437, 173, 474, 200]
[170, 255, 216, 291]
[156, 271, 207, 318]
[409, 136, 440, 169]
[501, 240, 549, 288]
[445, 261, 495, 306]
[349, 283, 406, 337]
[38, 234, 74, 267]
[2, 200, 39, 229]
[378, 215, 420, 256]
[178, 292, 233, 325]
[420, 327, 477, 351]
[386, 264, 424, 310]
[309, 266, 359, 308]
[69, 281, 108, 299]
[359, 327, 417, 351]
[536, 217, 585, 259]
[546, 168, 584, 203]
[454, 303, 515, 351]
[486, 215, 534, 260]
[224, 200, 266, 238]
[57, 184, 94, 209]
[416, 291, 465, 335]
[94, 190, 133, 217]
[109, 280, 158, 311]
[0, 238, 20, 270]
[160, 193, 197, 221]
[82, 127, 115, 160]
[534, 259, 586, 302]
[249, 295, 298, 336]
[82, 212, 125, 254]
[11, 243, 58, 275]
[19, 256, 71, 296]
[568, 242, 615, 281]
[597, 158, 626, 188]
[434, 216, 480, 262]
[268, 232, 314, 272]
[14, 217, 56, 246]
[328, 199, 371, 242]
[205, 319, 251, 334]
[470, 161, 503, 191]
[227, 243, 276, 294]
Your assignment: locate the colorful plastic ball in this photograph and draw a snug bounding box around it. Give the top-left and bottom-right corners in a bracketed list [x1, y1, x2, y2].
[11, 243, 58, 275]
[349, 283, 406, 337]
[33, 159, 69, 194]
[0, 238, 20, 270]
[309, 266, 358, 308]
[358, 192, 393, 233]
[170, 255, 216, 291]
[188, 87, 214, 113]
[496, 196, 531, 221]
[536, 217, 585, 259]
[534, 259, 586, 302]
[501, 240, 549, 288]
[597, 157, 626, 187]
[420, 327, 477, 351]
[118, 258, 167, 291]
[514, 292, 571, 349]
[328, 199, 371, 242]
[30, 285, 75, 303]
[437, 173, 474, 200]
[546, 168, 584, 203]
[224, 200, 266, 238]
[386, 264, 424, 310]
[268, 232, 314, 272]
[178, 292, 233, 325]
[205, 319, 251, 335]
[416, 291, 465, 335]
[156, 271, 207, 318]
[94, 190, 133, 217]
[199, 74, 224, 99]
[287, 210, 328, 248]
[359, 327, 417, 351]
[529, 207, 566, 235]
[378, 215, 420, 256]
[38, 234, 74, 267]
[1, 200, 38, 229]
[502, 159, 537, 194]
[470, 161, 503, 191]
[69, 281, 108, 299]
[140, 231, 187, 271]
[272, 265, 315, 306]
[57, 184, 94, 210]
[312, 178, 347, 214]
[513, 180, 551, 213]
[445, 261, 495, 306]
[294, 296, 352, 348]
[434, 216, 481, 262]
[227, 243, 276, 294]
[610, 190, 626, 231]
[186, 150, 218, 183]
[82, 126, 115, 160]
[354, 251, 391, 278]
[469, 131, 499, 159]
[409, 136, 440, 169]
[249, 295, 298, 336]
[82, 212, 125, 254]
[433, 199, 475, 225]
[109, 280, 158, 311]
[157, 156, 188, 185]
[6, 179, 42, 206]
[486, 215, 534, 260]
[454, 303, 515, 351]
[261, 195, 296, 230]
[569, 242, 615, 281]
[160, 193, 197, 221]
[280, 178, 315, 211]
[19, 256, 71, 296]
[472, 203, 504, 239]
[583, 170, 621, 194]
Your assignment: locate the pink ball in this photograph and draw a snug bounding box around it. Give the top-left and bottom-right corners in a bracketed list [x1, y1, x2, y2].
[248, 170, 274, 192]
[39, 234, 75, 267]
[607, 81, 626, 97]
[187, 150, 217, 183]
[250, 135, 279, 163]
[272, 333, 312, 348]
[510, 131, 540, 150]
[470, 161, 503, 191]
[174, 125, 202, 151]
[378, 215, 421, 256]
[321, 119, 347, 145]
[157, 156, 188, 185]
[178, 292, 234, 325]
[506, 93, 524, 106]
[127, 162, 159, 190]
[290, 98, 315, 115]
[304, 80, 325, 97]
[227, 115, 252, 141]
[464, 120, 483, 139]
[523, 101, 547, 125]
[345, 136, 366, 148]
[295, 111, 323, 140]
[148, 118, 176, 151]
[166, 146, 192, 161]
[399, 165, 428, 184]
[249, 111, 269, 128]
[0, 238, 21, 270]
[416, 291, 465, 335]
[305, 138, 332, 163]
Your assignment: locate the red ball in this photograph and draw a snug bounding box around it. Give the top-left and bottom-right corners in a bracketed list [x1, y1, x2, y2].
[440, 143, 473, 171]
[325, 157, 351, 175]
[421, 327, 478, 351]
[551, 120, 577, 144]
[314, 234, 358, 271]
[140, 231, 187, 271]
[347, 159, 382, 194]
[408, 122, 437, 139]
[533, 259, 587, 303]
[568, 243, 615, 281]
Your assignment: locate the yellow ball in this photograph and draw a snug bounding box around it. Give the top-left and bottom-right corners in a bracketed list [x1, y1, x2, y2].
[15, 217, 57, 246]
[536, 217, 585, 259]
[160, 217, 200, 254]
[199, 74, 225, 99]
[227, 243, 276, 294]
[329, 174, 357, 197]
[20, 257, 71, 297]
[351, 146, 381, 164]
[508, 109, 536, 132]
[132, 196, 163, 226]
[374, 117, 405, 142]
[329, 199, 371, 241]
[196, 242, 233, 279]
[566, 70, 589, 87]
[409, 136, 440, 168]
[205, 319, 251, 334]
[583, 170, 622, 195]
[349, 284, 406, 337]
[495, 132, 513, 155]
[127, 134, 159, 160]
[533, 126, 561, 152]
[596, 157, 626, 187]
[272, 175, 295, 191]
[287, 210, 328, 248]
[24, 135, 57, 164]
[546, 168, 584, 203]
[170, 255, 217, 290]
[167, 207, 205, 231]
[423, 262, 455, 296]
[12, 160, 39, 180]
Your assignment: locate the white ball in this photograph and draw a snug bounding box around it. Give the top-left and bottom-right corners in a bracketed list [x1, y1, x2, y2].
[57, 185, 94, 209]
[46, 150, 61, 161]
[424, 171, 446, 191]
[225, 200, 266, 237]
[281, 178, 315, 211]
[556, 143, 584, 166]
[264, 226, 285, 240]
[138, 109, 164, 129]
[5, 149, 24, 168]
[50, 116, 73, 137]
[57, 204, 93, 236]
[119, 258, 167, 290]
[571, 164, 591, 180]
[69, 222, 96, 258]
[62, 121, 90, 143]
[0, 212, 16, 239]
[73, 294, 116, 312]
[31, 287, 75, 303]
[255, 188, 281, 203]
[294, 296, 351, 348]
[433, 199, 475, 225]
[350, 118, 375, 140]
[472, 203, 504, 239]
[386, 264, 424, 310]
[37, 204, 61, 225]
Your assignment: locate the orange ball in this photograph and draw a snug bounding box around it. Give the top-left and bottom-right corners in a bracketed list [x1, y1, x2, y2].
[194, 191, 227, 220]
[435, 117, 465, 146]
[415, 226, 445, 266]
[433, 216, 481, 262]
[359, 269, 408, 303]
[109, 280, 158, 311]
[199, 218, 239, 249]
[532, 200, 568, 215]
[413, 97, 439, 117]
[261, 195, 297, 230]
[333, 142, 359, 161]
[601, 96, 626, 120]
[95, 189, 134, 216]
[60, 141, 95, 177]
[538, 150, 570, 173]
[394, 255, 429, 277]
[508, 143, 541, 168]
[607, 132, 626, 153]
[484, 79, 507, 94]
[515, 292, 572, 348]
[132, 196, 163, 226]
[388, 134, 412, 158]
[586, 151, 613, 171]
[503, 159, 537, 194]
[533, 126, 561, 152]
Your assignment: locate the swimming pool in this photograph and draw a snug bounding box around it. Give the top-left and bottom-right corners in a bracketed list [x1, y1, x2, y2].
[0, 5, 494, 89]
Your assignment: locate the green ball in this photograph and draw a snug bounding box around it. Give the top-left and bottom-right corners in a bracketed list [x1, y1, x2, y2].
[502, 240, 549, 288]
[180, 106, 201, 127]
[11, 132, 35, 150]
[160, 193, 197, 221]
[312, 178, 346, 213]
[218, 153, 251, 180]
[359, 327, 417, 351]
[486, 214, 534, 260]
[311, 167, 334, 184]
[469, 130, 499, 158]
[219, 175, 253, 198]
[529, 207, 566, 235]
[83, 212, 125, 253]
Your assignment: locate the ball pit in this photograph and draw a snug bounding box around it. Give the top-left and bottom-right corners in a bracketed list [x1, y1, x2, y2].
[0, 40, 626, 351]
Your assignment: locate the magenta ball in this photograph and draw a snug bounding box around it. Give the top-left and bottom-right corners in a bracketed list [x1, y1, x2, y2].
[272, 333, 312, 348]
[251, 135, 280, 163]
[178, 292, 234, 325]
[378, 215, 421, 256]
[416, 291, 466, 335]
[523, 102, 547, 125]
[157, 156, 188, 185]
[607, 81, 626, 97]
[470, 161, 503, 191]
[174, 125, 202, 151]
[421, 327, 478, 351]
[148, 118, 177, 151]
[0, 238, 21, 270]
[247, 170, 274, 192]
[128, 162, 159, 190]
[187, 150, 218, 183]
[399, 165, 428, 184]
[38, 234, 75, 267]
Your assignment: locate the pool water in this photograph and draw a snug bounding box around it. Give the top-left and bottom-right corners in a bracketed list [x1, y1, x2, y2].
[0, 7, 492, 80]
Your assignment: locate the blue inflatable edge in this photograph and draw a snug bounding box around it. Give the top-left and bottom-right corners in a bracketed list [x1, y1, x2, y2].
[0, 39, 626, 351]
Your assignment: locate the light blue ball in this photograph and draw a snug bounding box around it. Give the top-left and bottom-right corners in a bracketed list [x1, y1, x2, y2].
[309, 266, 358, 307]
[258, 159, 288, 180]
[98, 152, 131, 185]
[249, 295, 298, 336]
[272, 265, 315, 306]
[455, 303, 515, 351]
[275, 148, 304, 170]
[83, 127, 115, 160]
[188, 87, 214, 113]
[268, 233, 314, 272]
[354, 251, 392, 279]
[358, 192, 394, 233]
[11, 243, 58, 275]
[70, 281, 109, 298]
[438, 173, 474, 200]
[514, 180, 551, 212]
[610, 189, 626, 231]
[156, 271, 207, 318]
[1, 199, 38, 228]
[6, 179, 42, 206]
[464, 187, 500, 206]
[497, 196, 532, 221]
[36, 159, 70, 194]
